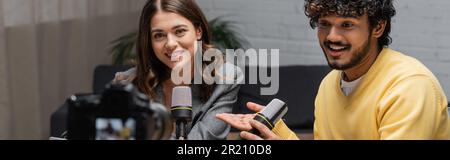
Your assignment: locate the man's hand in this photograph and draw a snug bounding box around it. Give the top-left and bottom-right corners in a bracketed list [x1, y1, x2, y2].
[216, 102, 281, 140]
[216, 113, 255, 131]
[216, 102, 264, 131]
[240, 120, 281, 140]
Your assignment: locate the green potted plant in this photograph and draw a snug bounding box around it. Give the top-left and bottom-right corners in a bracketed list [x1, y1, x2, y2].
[109, 16, 250, 66]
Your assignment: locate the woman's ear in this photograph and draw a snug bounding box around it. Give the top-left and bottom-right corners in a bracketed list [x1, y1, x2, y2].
[196, 27, 203, 40]
[372, 21, 387, 38]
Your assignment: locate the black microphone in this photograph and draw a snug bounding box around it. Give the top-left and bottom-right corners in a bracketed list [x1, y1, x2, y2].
[171, 86, 192, 140]
[250, 99, 288, 136]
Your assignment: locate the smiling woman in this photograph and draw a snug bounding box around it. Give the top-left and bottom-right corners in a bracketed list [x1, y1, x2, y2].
[113, 0, 242, 140]
[149, 11, 202, 70]
[135, 0, 215, 102]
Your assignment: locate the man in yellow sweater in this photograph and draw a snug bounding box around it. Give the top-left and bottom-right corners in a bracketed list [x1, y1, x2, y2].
[217, 0, 450, 140]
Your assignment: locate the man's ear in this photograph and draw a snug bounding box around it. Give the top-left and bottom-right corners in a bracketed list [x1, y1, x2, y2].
[372, 21, 387, 38]
[196, 27, 203, 40]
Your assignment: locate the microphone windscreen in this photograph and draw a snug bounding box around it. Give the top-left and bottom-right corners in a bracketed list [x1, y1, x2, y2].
[171, 86, 192, 107]
[259, 99, 288, 124]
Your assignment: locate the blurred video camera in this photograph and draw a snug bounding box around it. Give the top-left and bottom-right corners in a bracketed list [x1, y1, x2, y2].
[66, 83, 172, 140]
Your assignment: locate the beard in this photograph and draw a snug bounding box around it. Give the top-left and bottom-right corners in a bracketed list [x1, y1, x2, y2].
[321, 36, 371, 70]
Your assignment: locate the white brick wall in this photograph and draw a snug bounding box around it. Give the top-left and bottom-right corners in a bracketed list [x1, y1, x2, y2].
[391, 0, 450, 100]
[197, 0, 450, 100]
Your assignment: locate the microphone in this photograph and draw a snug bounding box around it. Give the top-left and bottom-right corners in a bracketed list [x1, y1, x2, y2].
[250, 99, 288, 136]
[171, 86, 192, 140]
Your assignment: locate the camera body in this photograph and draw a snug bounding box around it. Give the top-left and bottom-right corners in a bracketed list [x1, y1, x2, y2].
[67, 83, 172, 140]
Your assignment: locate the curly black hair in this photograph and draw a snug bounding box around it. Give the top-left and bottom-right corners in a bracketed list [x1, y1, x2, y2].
[304, 0, 396, 49]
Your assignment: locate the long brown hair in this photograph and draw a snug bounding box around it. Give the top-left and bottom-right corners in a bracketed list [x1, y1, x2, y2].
[134, 0, 215, 101]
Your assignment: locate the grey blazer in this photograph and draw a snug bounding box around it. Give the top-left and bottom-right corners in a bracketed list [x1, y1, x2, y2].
[114, 63, 243, 140]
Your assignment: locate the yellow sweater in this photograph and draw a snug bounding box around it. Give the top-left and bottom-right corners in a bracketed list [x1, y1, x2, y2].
[273, 48, 450, 140]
